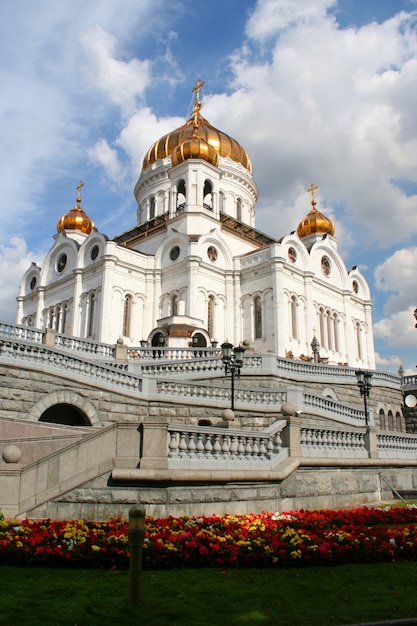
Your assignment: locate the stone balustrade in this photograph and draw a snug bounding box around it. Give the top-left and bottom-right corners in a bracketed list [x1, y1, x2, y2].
[167, 420, 288, 470]
[0, 338, 141, 392]
[157, 379, 286, 409]
[304, 393, 365, 425]
[300, 424, 367, 458]
[377, 432, 417, 458]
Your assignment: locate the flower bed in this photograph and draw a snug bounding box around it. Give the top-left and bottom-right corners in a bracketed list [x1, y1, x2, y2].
[1, 506, 417, 569]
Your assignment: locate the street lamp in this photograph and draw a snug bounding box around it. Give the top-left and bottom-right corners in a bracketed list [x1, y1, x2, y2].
[355, 369, 373, 426]
[221, 342, 246, 412]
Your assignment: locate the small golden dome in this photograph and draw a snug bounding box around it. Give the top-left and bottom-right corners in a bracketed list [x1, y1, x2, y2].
[142, 80, 252, 173]
[172, 102, 219, 167]
[57, 181, 94, 235]
[297, 184, 335, 239]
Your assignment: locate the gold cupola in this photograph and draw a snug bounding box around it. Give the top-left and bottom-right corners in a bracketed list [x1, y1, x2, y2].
[142, 80, 252, 172]
[297, 183, 335, 239]
[56, 181, 94, 234]
[172, 98, 219, 167]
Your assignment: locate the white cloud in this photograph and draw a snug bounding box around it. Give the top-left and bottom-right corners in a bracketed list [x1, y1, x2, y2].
[81, 23, 151, 115]
[246, 0, 337, 40]
[0, 238, 43, 322]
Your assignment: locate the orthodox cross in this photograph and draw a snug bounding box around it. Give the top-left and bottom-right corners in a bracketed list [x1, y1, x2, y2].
[307, 183, 318, 207]
[192, 79, 205, 102]
[192, 79, 205, 129]
[76, 181, 84, 207]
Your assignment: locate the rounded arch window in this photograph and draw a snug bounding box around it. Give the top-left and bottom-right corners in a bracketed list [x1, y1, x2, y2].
[29, 276, 37, 290]
[203, 179, 213, 209]
[352, 280, 359, 293]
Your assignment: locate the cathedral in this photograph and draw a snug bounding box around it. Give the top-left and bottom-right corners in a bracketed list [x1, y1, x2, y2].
[17, 81, 375, 370]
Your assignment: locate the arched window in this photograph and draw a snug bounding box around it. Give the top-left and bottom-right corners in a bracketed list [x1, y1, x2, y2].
[54, 305, 61, 331]
[319, 307, 326, 349]
[395, 412, 402, 431]
[355, 321, 362, 360]
[333, 313, 339, 353]
[290, 296, 298, 340]
[388, 410, 394, 431]
[326, 310, 333, 350]
[379, 408, 386, 430]
[236, 198, 242, 221]
[177, 180, 186, 210]
[123, 295, 132, 337]
[149, 197, 156, 220]
[171, 294, 178, 316]
[208, 295, 215, 339]
[87, 293, 95, 338]
[62, 302, 68, 335]
[254, 295, 262, 339]
[203, 180, 213, 209]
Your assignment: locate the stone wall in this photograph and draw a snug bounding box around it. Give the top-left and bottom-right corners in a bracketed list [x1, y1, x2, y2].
[23, 465, 417, 520]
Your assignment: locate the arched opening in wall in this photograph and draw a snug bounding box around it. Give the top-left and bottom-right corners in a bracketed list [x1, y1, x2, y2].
[290, 296, 298, 340]
[171, 294, 178, 316]
[123, 295, 132, 337]
[207, 295, 215, 339]
[203, 180, 213, 209]
[236, 198, 242, 221]
[388, 410, 394, 431]
[379, 408, 386, 430]
[149, 196, 156, 220]
[177, 180, 186, 210]
[396, 411, 402, 431]
[191, 332, 207, 347]
[87, 293, 95, 338]
[151, 332, 166, 347]
[319, 307, 326, 349]
[40, 404, 90, 426]
[355, 321, 362, 360]
[254, 296, 262, 339]
[219, 191, 224, 212]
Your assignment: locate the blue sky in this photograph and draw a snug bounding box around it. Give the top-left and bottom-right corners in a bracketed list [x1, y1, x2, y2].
[1, 0, 417, 375]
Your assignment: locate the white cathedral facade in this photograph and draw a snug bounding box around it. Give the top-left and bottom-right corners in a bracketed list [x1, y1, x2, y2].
[17, 83, 375, 369]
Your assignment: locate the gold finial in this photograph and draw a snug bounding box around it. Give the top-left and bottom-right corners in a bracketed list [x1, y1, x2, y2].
[76, 181, 84, 207]
[307, 183, 318, 209]
[191, 79, 205, 131]
[192, 78, 205, 102]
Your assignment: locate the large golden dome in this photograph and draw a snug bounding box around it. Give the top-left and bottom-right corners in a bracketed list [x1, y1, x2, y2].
[297, 184, 335, 239]
[57, 181, 94, 235]
[142, 80, 252, 173]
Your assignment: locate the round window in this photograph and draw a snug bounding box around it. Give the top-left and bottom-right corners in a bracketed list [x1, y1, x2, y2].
[321, 255, 331, 276]
[90, 245, 99, 260]
[207, 246, 218, 262]
[57, 253, 67, 274]
[170, 246, 180, 261]
[288, 247, 297, 263]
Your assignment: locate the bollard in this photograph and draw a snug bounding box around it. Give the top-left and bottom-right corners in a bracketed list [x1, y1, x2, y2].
[128, 505, 146, 605]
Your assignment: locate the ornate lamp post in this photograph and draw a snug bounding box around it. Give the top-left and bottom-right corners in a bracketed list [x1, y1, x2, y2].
[221, 342, 246, 412]
[355, 370, 373, 426]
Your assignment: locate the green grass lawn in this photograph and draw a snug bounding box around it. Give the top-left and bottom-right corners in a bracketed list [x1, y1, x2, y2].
[1, 562, 417, 625]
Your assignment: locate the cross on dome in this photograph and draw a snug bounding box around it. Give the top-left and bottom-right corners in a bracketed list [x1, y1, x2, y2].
[307, 183, 318, 208]
[76, 181, 84, 206]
